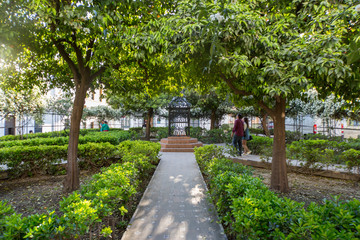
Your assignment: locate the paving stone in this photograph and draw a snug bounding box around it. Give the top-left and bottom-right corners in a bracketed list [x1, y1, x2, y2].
[121, 152, 227, 240]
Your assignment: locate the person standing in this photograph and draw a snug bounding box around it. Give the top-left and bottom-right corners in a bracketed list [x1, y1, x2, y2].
[231, 113, 244, 156]
[100, 120, 110, 132]
[242, 117, 251, 155]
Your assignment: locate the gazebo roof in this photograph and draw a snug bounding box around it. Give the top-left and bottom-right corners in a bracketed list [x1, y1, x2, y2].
[168, 96, 191, 109]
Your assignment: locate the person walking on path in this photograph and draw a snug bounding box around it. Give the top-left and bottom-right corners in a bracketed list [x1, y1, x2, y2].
[100, 120, 110, 132]
[231, 113, 244, 156]
[242, 117, 252, 155]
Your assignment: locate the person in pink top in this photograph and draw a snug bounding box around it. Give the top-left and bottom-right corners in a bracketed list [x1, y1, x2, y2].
[231, 113, 244, 156]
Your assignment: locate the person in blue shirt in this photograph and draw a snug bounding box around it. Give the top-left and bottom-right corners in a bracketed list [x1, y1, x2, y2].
[100, 120, 110, 132]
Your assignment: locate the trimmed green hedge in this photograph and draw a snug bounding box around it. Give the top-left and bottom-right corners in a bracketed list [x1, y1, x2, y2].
[0, 141, 161, 239]
[194, 145, 360, 239]
[0, 142, 121, 178]
[287, 139, 360, 170]
[0, 131, 136, 178]
[0, 131, 133, 148]
[247, 135, 273, 155]
[0, 128, 124, 142]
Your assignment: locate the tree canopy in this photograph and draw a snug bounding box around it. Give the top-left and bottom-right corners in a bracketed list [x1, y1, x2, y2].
[0, 0, 177, 191]
[159, 0, 360, 192]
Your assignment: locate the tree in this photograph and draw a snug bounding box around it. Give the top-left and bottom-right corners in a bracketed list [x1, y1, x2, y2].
[108, 93, 172, 139]
[0, 85, 45, 135]
[82, 105, 123, 124]
[186, 89, 236, 129]
[46, 93, 73, 129]
[0, 0, 174, 191]
[162, 0, 360, 192]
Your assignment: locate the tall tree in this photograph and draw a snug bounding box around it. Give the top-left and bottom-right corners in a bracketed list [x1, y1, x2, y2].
[108, 93, 172, 139]
[0, 86, 45, 134]
[161, 0, 360, 192]
[0, 0, 175, 191]
[186, 89, 236, 129]
[82, 106, 123, 124]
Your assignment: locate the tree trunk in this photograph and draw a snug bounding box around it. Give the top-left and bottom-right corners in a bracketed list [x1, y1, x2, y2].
[270, 96, 289, 192]
[63, 82, 89, 192]
[260, 111, 270, 137]
[210, 110, 216, 130]
[145, 108, 153, 140]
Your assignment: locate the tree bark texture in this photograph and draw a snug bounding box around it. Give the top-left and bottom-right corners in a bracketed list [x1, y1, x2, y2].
[63, 82, 89, 192]
[260, 112, 270, 137]
[145, 108, 154, 140]
[270, 96, 289, 192]
[210, 110, 216, 130]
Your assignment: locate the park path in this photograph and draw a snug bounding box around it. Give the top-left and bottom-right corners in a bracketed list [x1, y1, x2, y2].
[121, 152, 227, 240]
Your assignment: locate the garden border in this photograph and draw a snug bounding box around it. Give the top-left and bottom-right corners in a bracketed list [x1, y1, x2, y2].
[230, 157, 360, 182]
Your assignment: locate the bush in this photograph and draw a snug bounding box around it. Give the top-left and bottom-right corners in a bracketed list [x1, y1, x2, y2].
[118, 140, 161, 166]
[247, 136, 273, 155]
[0, 130, 133, 148]
[1, 142, 124, 178]
[194, 145, 360, 239]
[190, 127, 204, 139]
[203, 128, 231, 144]
[0, 140, 161, 239]
[340, 149, 360, 174]
[0, 145, 67, 178]
[285, 130, 301, 143]
[129, 127, 144, 135]
[286, 139, 360, 168]
[78, 142, 119, 169]
[0, 128, 124, 142]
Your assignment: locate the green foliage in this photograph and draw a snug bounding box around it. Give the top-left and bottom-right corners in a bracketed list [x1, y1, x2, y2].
[0, 130, 138, 178]
[82, 106, 123, 122]
[0, 140, 161, 239]
[186, 89, 236, 129]
[287, 139, 360, 170]
[78, 142, 119, 170]
[118, 140, 161, 166]
[194, 146, 360, 239]
[129, 127, 144, 135]
[0, 128, 124, 142]
[285, 131, 302, 143]
[0, 130, 131, 148]
[0, 145, 67, 178]
[189, 127, 204, 139]
[153, 127, 168, 140]
[341, 149, 360, 174]
[247, 136, 273, 155]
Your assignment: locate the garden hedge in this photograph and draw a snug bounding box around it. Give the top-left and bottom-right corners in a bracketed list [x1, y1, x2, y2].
[287, 139, 360, 171]
[0, 141, 161, 239]
[194, 145, 360, 239]
[0, 128, 124, 142]
[0, 130, 133, 148]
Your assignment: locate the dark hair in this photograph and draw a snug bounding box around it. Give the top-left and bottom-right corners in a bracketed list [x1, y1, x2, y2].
[237, 113, 243, 119]
[104, 121, 108, 124]
[244, 117, 249, 125]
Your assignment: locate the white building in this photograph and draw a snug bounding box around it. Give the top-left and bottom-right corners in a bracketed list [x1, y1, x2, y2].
[1, 89, 360, 138]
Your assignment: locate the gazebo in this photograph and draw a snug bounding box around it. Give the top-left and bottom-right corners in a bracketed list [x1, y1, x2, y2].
[168, 96, 191, 136]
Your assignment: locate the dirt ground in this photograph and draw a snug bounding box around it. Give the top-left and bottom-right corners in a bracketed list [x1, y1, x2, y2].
[0, 172, 95, 217]
[252, 168, 360, 206]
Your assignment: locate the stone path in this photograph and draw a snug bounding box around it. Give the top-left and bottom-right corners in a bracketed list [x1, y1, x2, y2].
[121, 152, 227, 240]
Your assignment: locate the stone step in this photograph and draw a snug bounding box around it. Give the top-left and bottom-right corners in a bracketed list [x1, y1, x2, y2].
[160, 138, 198, 144]
[160, 148, 195, 152]
[168, 136, 191, 140]
[161, 142, 203, 149]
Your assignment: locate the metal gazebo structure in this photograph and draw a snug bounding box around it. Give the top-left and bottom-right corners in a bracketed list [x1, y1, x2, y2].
[168, 96, 191, 136]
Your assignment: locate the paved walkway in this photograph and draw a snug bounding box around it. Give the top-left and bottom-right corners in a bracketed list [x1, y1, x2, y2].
[211, 143, 357, 174]
[121, 152, 227, 240]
